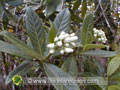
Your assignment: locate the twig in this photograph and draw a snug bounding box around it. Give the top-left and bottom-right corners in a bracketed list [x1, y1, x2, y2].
[99, 0, 114, 33]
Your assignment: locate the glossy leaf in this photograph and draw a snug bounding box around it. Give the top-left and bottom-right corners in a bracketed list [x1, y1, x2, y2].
[82, 50, 116, 57]
[26, 7, 46, 56]
[61, 57, 78, 77]
[54, 8, 71, 34]
[43, 63, 80, 90]
[0, 31, 41, 59]
[49, 22, 56, 43]
[107, 55, 120, 76]
[45, 0, 63, 16]
[0, 40, 30, 59]
[81, 12, 94, 45]
[108, 85, 120, 90]
[83, 44, 109, 51]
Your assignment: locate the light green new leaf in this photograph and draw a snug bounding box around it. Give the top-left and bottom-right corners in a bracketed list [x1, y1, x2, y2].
[45, 0, 63, 16]
[83, 44, 109, 51]
[0, 31, 41, 59]
[26, 7, 46, 56]
[54, 8, 71, 34]
[43, 63, 80, 90]
[61, 57, 78, 77]
[82, 50, 116, 57]
[107, 55, 120, 76]
[73, 0, 81, 11]
[0, 40, 30, 59]
[108, 85, 120, 90]
[81, 0, 87, 18]
[81, 12, 94, 45]
[5, 60, 34, 85]
[49, 22, 56, 43]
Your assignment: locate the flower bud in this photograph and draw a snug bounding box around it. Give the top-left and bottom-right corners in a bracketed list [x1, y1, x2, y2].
[65, 48, 74, 53]
[60, 50, 64, 54]
[70, 33, 75, 36]
[65, 43, 70, 47]
[49, 49, 55, 54]
[71, 42, 76, 46]
[61, 31, 65, 35]
[54, 37, 59, 42]
[59, 34, 65, 40]
[56, 41, 62, 46]
[47, 43, 55, 48]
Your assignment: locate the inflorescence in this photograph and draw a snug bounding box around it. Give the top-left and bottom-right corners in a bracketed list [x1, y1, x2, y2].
[93, 28, 107, 43]
[47, 31, 78, 54]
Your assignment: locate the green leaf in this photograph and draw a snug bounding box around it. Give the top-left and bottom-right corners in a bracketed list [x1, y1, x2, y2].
[0, 40, 30, 59]
[81, 0, 87, 18]
[110, 71, 120, 80]
[26, 7, 46, 56]
[49, 22, 56, 43]
[107, 55, 120, 76]
[0, 31, 41, 59]
[82, 50, 116, 57]
[70, 11, 83, 23]
[73, 0, 81, 11]
[108, 85, 120, 90]
[81, 12, 94, 45]
[5, 60, 34, 85]
[45, 0, 63, 16]
[0, 4, 3, 15]
[5, 0, 23, 6]
[3, 8, 18, 23]
[83, 44, 109, 51]
[61, 56, 78, 77]
[54, 8, 71, 34]
[43, 63, 80, 90]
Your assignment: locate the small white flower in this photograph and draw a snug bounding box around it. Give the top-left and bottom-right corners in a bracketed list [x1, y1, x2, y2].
[87, 6, 91, 9]
[70, 33, 75, 37]
[56, 41, 62, 46]
[92, 3, 95, 6]
[54, 37, 59, 42]
[47, 43, 55, 48]
[98, 38, 102, 41]
[65, 43, 70, 47]
[65, 48, 74, 53]
[59, 34, 65, 40]
[102, 40, 106, 43]
[60, 50, 64, 54]
[71, 42, 76, 46]
[49, 49, 55, 54]
[61, 31, 65, 35]
[64, 33, 69, 38]
[70, 36, 78, 41]
[98, 32, 102, 36]
[101, 37, 105, 41]
[80, 5, 82, 8]
[94, 34, 97, 37]
[64, 37, 71, 42]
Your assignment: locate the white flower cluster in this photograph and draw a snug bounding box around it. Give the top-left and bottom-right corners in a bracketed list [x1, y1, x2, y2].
[93, 28, 107, 43]
[47, 31, 78, 54]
